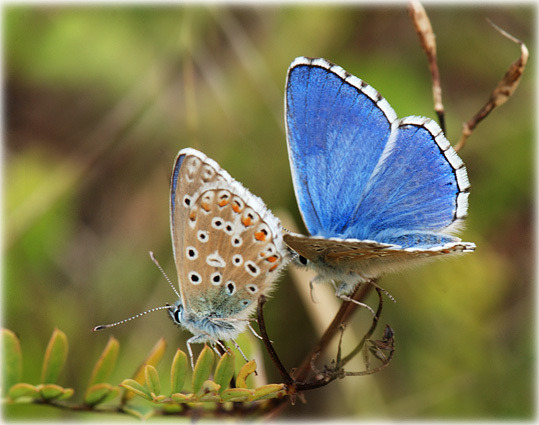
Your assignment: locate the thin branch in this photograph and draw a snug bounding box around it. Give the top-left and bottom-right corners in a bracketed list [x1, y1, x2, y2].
[454, 21, 528, 152]
[256, 295, 295, 388]
[408, 0, 445, 132]
[291, 282, 375, 383]
[343, 325, 395, 377]
[340, 287, 384, 366]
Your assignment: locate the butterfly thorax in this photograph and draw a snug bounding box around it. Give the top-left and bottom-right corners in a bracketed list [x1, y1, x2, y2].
[168, 300, 248, 343]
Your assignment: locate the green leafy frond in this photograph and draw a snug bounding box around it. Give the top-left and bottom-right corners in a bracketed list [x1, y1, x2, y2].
[84, 336, 120, 406]
[122, 338, 166, 403]
[170, 348, 188, 394]
[120, 344, 287, 405]
[2, 328, 288, 419]
[40, 328, 68, 385]
[2, 329, 22, 391]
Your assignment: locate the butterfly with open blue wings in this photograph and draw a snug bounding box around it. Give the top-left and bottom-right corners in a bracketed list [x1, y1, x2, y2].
[284, 57, 476, 302]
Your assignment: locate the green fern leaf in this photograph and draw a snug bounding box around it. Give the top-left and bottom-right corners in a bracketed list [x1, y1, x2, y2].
[86, 336, 119, 389]
[120, 378, 152, 401]
[40, 328, 68, 384]
[144, 364, 160, 397]
[252, 383, 287, 401]
[38, 383, 67, 400]
[84, 383, 119, 406]
[192, 345, 214, 393]
[2, 329, 22, 391]
[213, 349, 235, 393]
[122, 338, 166, 402]
[236, 360, 256, 389]
[170, 349, 188, 395]
[7, 383, 39, 401]
[220, 388, 253, 402]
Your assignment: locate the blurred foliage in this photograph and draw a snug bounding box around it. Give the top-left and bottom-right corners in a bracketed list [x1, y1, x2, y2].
[4, 4, 534, 421]
[2, 329, 287, 419]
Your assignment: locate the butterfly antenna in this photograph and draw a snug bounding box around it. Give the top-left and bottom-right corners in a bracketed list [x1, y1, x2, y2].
[149, 251, 181, 300]
[92, 305, 172, 331]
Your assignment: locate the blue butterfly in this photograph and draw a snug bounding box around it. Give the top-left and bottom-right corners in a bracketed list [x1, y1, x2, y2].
[283, 57, 476, 303]
[94, 148, 290, 367]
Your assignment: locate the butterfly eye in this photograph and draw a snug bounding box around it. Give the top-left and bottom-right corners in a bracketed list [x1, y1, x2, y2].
[298, 255, 308, 266]
[168, 304, 183, 325]
[174, 308, 182, 323]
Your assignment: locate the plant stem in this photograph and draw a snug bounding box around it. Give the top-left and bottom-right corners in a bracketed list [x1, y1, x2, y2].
[291, 283, 374, 383]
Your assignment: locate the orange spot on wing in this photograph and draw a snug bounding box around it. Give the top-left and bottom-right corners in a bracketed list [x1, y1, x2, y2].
[218, 199, 229, 207]
[254, 231, 266, 241]
[266, 255, 278, 263]
[189, 210, 197, 221]
[201, 202, 211, 212]
[269, 263, 279, 272]
[232, 203, 242, 213]
[242, 216, 252, 226]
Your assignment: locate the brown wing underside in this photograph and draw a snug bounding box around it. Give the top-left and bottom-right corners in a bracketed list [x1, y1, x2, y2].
[283, 233, 472, 264]
[179, 186, 285, 316]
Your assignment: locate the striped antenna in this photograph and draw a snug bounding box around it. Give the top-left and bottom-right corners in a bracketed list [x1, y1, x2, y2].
[149, 251, 181, 300]
[92, 251, 180, 332]
[92, 305, 171, 331]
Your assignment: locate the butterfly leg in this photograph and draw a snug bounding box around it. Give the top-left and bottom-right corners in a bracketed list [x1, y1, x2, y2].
[367, 279, 396, 303]
[309, 278, 319, 303]
[338, 294, 376, 317]
[211, 345, 223, 358]
[208, 337, 229, 359]
[186, 333, 226, 368]
[247, 322, 265, 341]
[212, 337, 227, 352]
[230, 338, 250, 363]
[186, 338, 197, 369]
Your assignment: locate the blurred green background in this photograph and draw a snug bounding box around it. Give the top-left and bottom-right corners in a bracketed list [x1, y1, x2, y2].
[3, 4, 535, 421]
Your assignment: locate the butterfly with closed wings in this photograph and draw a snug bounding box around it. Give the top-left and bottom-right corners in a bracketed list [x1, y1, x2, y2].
[94, 148, 290, 367]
